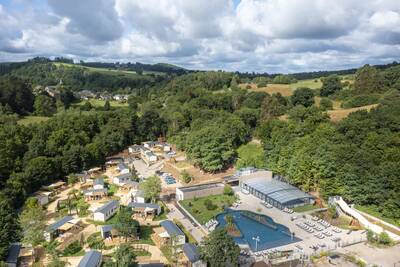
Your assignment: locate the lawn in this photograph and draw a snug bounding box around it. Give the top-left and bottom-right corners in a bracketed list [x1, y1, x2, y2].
[293, 204, 319, 213]
[235, 142, 266, 170]
[355, 205, 400, 227]
[72, 99, 128, 108]
[180, 194, 237, 224]
[17, 116, 50, 125]
[154, 201, 169, 221]
[289, 78, 322, 90]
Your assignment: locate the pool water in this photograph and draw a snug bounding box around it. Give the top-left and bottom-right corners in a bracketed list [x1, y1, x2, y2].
[216, 210, 301, 251]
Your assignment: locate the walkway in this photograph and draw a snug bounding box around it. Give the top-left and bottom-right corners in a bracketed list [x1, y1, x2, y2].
[334, 197, 400, 241]
[165, 202, 206, 243]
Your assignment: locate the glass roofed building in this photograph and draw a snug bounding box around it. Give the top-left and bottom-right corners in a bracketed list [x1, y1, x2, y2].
[239, 170, 314, 209]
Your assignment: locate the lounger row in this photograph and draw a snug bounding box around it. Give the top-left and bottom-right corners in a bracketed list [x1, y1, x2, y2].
[296, 222, 314, 233]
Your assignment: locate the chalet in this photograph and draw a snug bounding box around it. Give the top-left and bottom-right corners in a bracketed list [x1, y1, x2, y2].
[43, 181, 66, 192]
[100, 225, 114, 239]
[128, 144, 143, 156]
[34, 191, 51, 205]
[117, 163, 130, 174]
[83, 188, 108, 201]
[127, 202, 161, 217]
[141, 149, 157, 166]
[93, 178, 104, 190]
[130, 189, 146, 203]
[182, 243, 206, 267]
[113, 173, 133, 186]
[153, 220, 185, 247]
[93, 200, 119, 222]
[6, 243, 21, 267]
[44, 216, 81, 241]
[78, 250, 102, 267]
[76, 172, 90, 183]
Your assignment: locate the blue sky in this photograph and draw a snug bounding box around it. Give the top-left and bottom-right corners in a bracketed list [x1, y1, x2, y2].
[0, 0, 399, 73]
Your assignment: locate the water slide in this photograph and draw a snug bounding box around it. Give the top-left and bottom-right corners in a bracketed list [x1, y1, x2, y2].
[333, 197, 400, 242]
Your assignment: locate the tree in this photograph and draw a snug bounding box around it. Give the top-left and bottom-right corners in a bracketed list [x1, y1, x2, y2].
[378, 231, 392, 245]
[320, 75, 343, 97]
[80, 101, 92, 111]
[140, 175, 161, 203]
[223, 185, 234, 196]
[19, 198, 46, 255]
[354, 65, 383, 93]
[34, 95, 56, 116]
[114, 208, 139, 242]
[104, 100, 111, 111]
[105, 244, 136, 267]
[200, 228, 240, 267]
[291, 87, 315, 107]
[86, 233, 105, 250]
[0, 195, 19, 259]
[180, 170, 192, 184]
[319, 98, 333, 111]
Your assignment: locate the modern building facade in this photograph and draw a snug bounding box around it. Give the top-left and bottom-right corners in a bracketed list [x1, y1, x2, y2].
[176, 182, 225, 201]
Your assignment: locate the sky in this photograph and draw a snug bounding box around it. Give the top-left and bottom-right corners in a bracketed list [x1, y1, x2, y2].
[0, 0, 399, 73]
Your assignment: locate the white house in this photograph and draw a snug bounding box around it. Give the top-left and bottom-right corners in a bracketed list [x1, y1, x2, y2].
[130, 190, 146, 203]
[34, 191, 51, 205]
[141, 149, 157, 166]
[113, 173, 132, 186]
[93, 178, 104, 190]
[93, 200, 119, 222]
[117, 163, 130, 174]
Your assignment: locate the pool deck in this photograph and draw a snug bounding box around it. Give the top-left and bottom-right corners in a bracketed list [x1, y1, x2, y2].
[233, 189, 366, 256]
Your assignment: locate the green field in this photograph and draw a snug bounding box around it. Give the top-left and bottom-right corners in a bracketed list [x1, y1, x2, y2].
[54, 62, 140, 77]
[180, 194, 236, 224]
[17, 116, 50, 125]
[72, 99, 128, 108]
[289, 78, 322, 90]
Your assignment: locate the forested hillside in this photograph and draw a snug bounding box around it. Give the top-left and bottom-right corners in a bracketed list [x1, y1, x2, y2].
[0, 59, 399, 258]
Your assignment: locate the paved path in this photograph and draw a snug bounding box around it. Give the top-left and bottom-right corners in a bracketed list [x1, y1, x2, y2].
[165, 202, 206, 243]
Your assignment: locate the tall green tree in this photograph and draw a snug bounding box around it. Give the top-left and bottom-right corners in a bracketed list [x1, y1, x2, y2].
[320, 75, 343, 97]
[114, 208, 139, 242]
[291, 87, 315, 107]
[200, 228, 240, 267]
[140, 175, 161, 203]
[0, 194, 19, 259]
[34, 95, 56, 116]
[354, 64, 383, 93]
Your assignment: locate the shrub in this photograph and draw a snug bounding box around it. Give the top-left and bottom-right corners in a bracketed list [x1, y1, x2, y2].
[181, 170, 192, 184]
[319, 98, 333, 111]
[378, 231, 392, 245]
[223, 185, 234, 196]
[62, 241, 83, 256]
[257, 81, 267, 88]
[341, 94, 379, 108]
[246, 85, 252, 89]
[204, 199, 216, 210]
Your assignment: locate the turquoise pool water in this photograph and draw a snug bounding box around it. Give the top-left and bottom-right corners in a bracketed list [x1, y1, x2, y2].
[216, 210, 301, 251]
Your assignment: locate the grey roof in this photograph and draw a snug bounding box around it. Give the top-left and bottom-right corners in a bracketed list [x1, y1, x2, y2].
[83, 188, 108, 195]
[47, 216, 74, 232]
[93, 178, 104, 186]
[118, 163, 128, 170]
[160, 220, 184, 236]
[182, 243, 201, 262]
[115, 173, 132, 180]
[243, 178, 314, 204]
[101, 225, 113, 233]
[95, 200, 119, 214]
[78, 250, 102, 267]
[127, 202, 160, 210]
[6, 243, 21, 264]
[178, 182, 224, 193]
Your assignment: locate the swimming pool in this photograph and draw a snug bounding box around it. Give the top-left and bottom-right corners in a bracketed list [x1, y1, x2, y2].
[216, 210, 301, 251]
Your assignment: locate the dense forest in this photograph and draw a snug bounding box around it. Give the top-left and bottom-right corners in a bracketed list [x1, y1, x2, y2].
[0, 58, 399, 259]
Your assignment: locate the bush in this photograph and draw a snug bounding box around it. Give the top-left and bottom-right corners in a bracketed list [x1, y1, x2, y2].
[223, 185, 234, 196]
[62, 241, 83, 256]
[341, 94, 379, 108]
[378, 231, 392, 245]
[204, 199, 216, 210]
[181, 170, 192, 184]
[257, 81, 267, 88]
[246, 85, 252, 89]
[319, 98, 333, 111]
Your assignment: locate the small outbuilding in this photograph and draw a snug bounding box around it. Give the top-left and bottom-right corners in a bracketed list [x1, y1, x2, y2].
[128, 202, 161, 217]
[182, 243, 207, 267]
[93, 200, 119, 222]
[113, 173, 132, 186]
[154, 220, 186, 247]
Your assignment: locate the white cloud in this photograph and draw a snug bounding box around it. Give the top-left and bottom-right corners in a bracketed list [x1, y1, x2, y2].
[0, 0, 398, 72]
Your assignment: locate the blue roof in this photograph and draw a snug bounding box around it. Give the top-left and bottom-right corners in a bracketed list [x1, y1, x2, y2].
[47, 216, 74, 232]
[118, 163, 128, 170]
[93, 178, 104, 186]
[182, 243, 200, 262]
[6, 243, 21, 264]
[95, 200, 119, 214]
[101, 225, 113, 233]
[115, 173, 132, 180]
[78, 250, 102, 267]
[160, 220, 184, 236]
